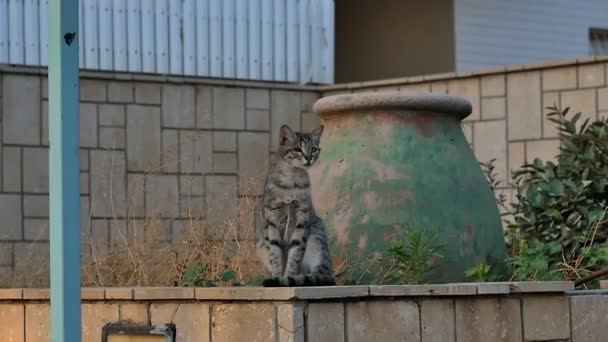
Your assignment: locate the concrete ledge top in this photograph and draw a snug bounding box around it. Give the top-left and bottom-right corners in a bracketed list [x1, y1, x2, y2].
[0, 282, 575, 301]
[312, 91, 473, 119]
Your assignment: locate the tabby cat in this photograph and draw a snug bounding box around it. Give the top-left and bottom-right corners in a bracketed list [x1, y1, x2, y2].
[256, 124, 335, 287]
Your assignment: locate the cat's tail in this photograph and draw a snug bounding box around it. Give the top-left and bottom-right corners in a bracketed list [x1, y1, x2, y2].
[262, 274, 336, 287]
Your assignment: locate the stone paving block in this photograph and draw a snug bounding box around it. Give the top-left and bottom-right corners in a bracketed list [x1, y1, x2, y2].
[135, 82, 161, 104]
[3, 146, 21, 192]
[0, 194, 22, 240]
[271, 90, 301, 150]
[145, 175, 179, 217]
[205, 175, 238, 229]
[80, 172, 89, 195]
[346, 300, 420, 342]
[179, 193, 206, 219]
[99, 127, 125, 149]
[571, 294, 608, 342]
[474, 120, 507, 182]
[543, 66, 577, 91]
[23, 289, 50, 300]
[212, 87, 245, 129]
[212, 131, 237, 152]
[135, 287, 195, 300]
[105, 287, 133, 300]
[455, 297, 522, 342]
[307, 303, 345, 342]
[526, 139, 560, 164]
[25, 303, 50, 342]
[23, 218, 49, 241]
[430, 81, 448, 94]
[246, 88, 270, 109]
[561, 88, 597, 124]
[481, 74, 505, 97]
[126, 105, 161, 171]
[508, 142, 525, 179]
[81, 287, 105, 300]
[598, 87, 608, 111]
[238, 132, 269, 195]
[180, 174, 204, 196]
[448, 78, 480, 121]
[23, 195, 49, 217]
[481, 97, 506, 119]
[507, 71, 542, 140]
[41, 100, 48, 145]
[80, 79, 107, 101]
[2, 74, 40, 145]
[82, 304, 119, 342]
[523, 295, 570, 341]
[90, 150, 127, 217]
[161, 129, 179, 172]
[211, 303, 274, 342]
[0, 288, 22, 299]
[99, 104, 125, 127]
[420, 299, 455, 342]
[150, 303, 210, 342]
[301, 111, 321, 132]
[127, 174, 146, 217]
[90, 219, 109, 256]
[119, 303, 149, 325]
[213, 152, 238, 173]
[0, 242, 12, 265]
[162, 84, 196, 128]
[23, 147, 49, 193]
[278, 304, 305, 342]
[81, 150, 89, 171]
[179, 130, 213, 174]
[14, 242, 49, 283]
[108, 81, 134, 103]
[578, 63, 605, 88]
[0, 304, 24, 342]
[196, 86, 213, 128]
[301, 92, 319, 112]
[247, 109, 270, 130]
[399, 83, 431, 92]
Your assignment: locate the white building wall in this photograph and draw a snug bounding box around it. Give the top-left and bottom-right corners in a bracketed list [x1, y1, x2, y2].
[0, 0, 335, 84]
[454, 0, 608, 72]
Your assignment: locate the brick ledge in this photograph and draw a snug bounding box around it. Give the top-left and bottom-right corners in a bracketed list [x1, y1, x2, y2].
[0, 281, 575, 301]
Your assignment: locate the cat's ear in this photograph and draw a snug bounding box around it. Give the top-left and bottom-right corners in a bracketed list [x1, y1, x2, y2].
[279, 125, 296, 145]
[310, 125, 324, 143]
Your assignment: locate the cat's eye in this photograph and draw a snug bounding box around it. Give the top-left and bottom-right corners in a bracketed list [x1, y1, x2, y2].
[294, 148, 303, 153]
[311, 147, 319, 153]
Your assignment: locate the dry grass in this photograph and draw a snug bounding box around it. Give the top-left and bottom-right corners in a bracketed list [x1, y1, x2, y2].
[5, 145, 267, 288]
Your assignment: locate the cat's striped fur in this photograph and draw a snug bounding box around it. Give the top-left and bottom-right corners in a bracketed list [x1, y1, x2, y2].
[256, 124, 335, 287]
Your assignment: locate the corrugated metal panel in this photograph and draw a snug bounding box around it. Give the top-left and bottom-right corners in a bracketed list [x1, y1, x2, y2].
[1, 0, 335, 84]
[454, 0, 608, 72]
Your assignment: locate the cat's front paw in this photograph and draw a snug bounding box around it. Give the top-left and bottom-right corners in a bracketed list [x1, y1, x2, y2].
[262, 277, 282, 287]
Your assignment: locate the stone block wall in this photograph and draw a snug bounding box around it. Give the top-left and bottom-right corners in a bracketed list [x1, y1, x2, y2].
[0, 66, 320, 286]
[1, 57, 607, 286]
[323, 56, 608, 221]
[1, 282, 607, 342]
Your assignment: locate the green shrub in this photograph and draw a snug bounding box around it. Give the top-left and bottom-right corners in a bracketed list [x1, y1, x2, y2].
[477, 105, 608, 286]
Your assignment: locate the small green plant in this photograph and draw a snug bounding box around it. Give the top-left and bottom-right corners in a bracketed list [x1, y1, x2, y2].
[465, 262, 507, 282]
[387, 228, 445, 284]
[506, 241, 563, 281]
[179, 261, 237, 287]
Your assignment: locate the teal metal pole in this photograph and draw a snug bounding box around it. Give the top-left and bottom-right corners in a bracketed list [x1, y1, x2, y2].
[48, 0, 81, 341]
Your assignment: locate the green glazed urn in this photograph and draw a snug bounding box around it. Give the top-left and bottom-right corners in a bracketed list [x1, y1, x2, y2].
[309, 91, 507, 284]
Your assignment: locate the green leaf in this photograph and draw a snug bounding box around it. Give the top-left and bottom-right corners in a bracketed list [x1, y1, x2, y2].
[221, 270, 237, 282]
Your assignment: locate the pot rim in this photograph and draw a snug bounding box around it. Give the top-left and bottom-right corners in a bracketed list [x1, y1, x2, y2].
[312, 91, 472, 120]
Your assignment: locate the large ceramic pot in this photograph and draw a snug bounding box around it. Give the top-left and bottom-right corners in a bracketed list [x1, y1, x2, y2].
[309, 91, 507, 284]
